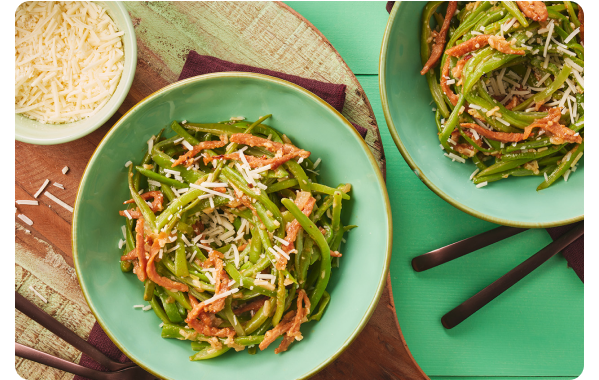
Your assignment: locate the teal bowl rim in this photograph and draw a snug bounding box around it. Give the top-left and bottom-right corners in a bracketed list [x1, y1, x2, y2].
[378, 1, 583, 229]
[72, 71, 393, 380]
[15, 1, 137, 146]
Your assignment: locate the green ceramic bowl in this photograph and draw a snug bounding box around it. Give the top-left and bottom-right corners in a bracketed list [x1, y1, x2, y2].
[73, 72, 391, 380]
[15, 1, 137, 145]
[379, 2, 583, 228]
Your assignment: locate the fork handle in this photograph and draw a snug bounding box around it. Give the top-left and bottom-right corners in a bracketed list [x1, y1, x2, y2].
[412, 226, 527, 272]
[16, 342, 110, 380]
[441, 222, 584, 329]
[15, 291, 134, 371]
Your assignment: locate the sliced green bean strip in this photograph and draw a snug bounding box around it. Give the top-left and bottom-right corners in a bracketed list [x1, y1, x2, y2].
[149, 295, 171, 325]
[285, 160, 311, 192]
[537, 142, 583, 191]
[309, 291, 330, 322]
[120, 260, 133, 272]
[266, 179, 298, 194]
[163, 288, 191, 310]
[191, 342, 211, 351]
[244, 299, 273, 334]
[281, 198, 330, 310]
[440, 95, 466, 148]
[225, 262, 277, 298]
[157, 168, 177, 202]
[501, 144, 564, 161]
[127, 166, 156, 231]
[184, 123, 244, 136]
[171, 120, 200, 145]
[253, 201, 278, 232]
[135, 166, 188, 189]
[134, 129, 164, 190]
[304, 264, 320, 292]
[143, 280, 155, 302]
[190, 346, 230, 361]
[310, 244, 321, 265]
[155, 184, 208, 230]
[155, 287, 183, 323]
[564, 1, 580, 28]
[503, 1, 529, 27]
[505, 137, 552, 153]
[513, 65, 572, 111]
[224, 296, 245, 336]
[294, 228, 304, 281]
[152, 152, 205, 182]
[249, 227, 262, 264]
[298, 236, 313, 287]
[124, 217, 135, 252]
[272, 271, 286, 326]
[161, 324, 264, 346]
[221, 167, 283, 234]
[477, 158, 530, 177]
[174, 231, 189, 277]
[310, 183, 350, 200]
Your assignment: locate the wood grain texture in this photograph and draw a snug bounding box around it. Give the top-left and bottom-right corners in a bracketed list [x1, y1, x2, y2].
[123, 1, 385, 174]
[14, 2, 420, 379]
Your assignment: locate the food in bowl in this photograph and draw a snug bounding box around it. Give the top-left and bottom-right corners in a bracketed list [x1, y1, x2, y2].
[420, 1, 583, 190]
[15, 1, 125, 124]
[118, 116, 354, 360]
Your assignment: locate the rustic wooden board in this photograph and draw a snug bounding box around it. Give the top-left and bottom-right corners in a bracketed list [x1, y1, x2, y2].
[14, 2, 423, 379]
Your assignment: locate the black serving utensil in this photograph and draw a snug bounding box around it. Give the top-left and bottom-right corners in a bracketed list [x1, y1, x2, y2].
[441, 222, 584, 329]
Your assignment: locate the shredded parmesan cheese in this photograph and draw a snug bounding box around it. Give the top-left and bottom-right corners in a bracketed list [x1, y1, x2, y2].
[18, 214, 34, 225]
[16, 200, 39, 205]
[15, 1, 125, 124]
[29, 286, 48, 303]
[44, 191, 73, 212]
[34, 179, 50, 198]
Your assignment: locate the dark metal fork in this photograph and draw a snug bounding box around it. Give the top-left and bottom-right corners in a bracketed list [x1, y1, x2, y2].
[15, 292, 158, 380]
[411, 222, 583, 329]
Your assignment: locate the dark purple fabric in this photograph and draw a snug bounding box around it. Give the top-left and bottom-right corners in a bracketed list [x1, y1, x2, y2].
[547, 224, 584, 282]
[386, 1, 395, 14]
[179, 52, 368, 139]
[73, 323, 132, 380]
[384, 0, 583, 282]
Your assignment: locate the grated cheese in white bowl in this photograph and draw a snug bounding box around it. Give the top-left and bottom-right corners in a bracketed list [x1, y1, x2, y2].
[15, 1, 125, 124]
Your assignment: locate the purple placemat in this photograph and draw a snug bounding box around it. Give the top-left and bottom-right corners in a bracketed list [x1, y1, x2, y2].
[179, 51, 369, 140]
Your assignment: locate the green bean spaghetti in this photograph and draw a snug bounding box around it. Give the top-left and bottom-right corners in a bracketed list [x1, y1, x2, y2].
[421, 1, 584, 190]
[118, 116, 354, 360]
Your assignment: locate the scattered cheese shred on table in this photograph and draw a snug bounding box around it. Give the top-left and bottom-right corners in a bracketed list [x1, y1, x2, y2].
[16, 200, 39, 205]
[29, 286, 48, 303]
[15, 1, 125, 124]
[62, 166, 69, 174]
[17, 214, 34, 226]
[44, 191, 73, 212]
[34, 179, 50, 198]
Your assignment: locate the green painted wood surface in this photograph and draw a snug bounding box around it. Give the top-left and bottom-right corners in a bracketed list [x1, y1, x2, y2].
[286, 1, 584, 379]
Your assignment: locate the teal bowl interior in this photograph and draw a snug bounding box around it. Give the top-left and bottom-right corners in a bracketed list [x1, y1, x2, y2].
[380, 2, 583, 228]
[15, 1, 137, 145]
[73, 72, 391, 380]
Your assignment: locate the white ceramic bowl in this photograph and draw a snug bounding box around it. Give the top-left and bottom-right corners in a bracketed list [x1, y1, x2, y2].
[15, 1, 137, 145]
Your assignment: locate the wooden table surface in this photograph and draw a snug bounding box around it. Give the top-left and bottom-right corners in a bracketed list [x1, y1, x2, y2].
[15, 2, 427, 379]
